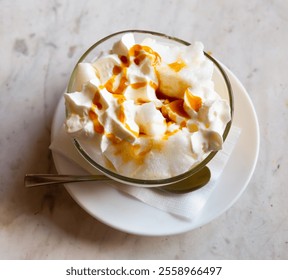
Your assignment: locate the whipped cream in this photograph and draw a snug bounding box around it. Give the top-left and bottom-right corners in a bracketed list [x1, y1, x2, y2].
[64, 34, 231, 179]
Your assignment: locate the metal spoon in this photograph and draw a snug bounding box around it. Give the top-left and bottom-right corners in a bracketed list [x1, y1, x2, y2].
[24, 166, 210, 194]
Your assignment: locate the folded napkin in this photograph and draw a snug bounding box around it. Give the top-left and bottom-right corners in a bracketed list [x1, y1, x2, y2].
[50, 125, 241, 219]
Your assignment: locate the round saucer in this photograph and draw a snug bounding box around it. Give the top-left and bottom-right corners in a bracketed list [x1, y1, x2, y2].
[51, 66, 259, 236]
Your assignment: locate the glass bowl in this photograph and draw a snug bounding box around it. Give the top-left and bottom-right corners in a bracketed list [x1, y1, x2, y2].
[66, 30, 233, 187]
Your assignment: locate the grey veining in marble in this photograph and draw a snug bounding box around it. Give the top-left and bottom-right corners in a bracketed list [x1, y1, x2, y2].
[0, 0, 288, 259]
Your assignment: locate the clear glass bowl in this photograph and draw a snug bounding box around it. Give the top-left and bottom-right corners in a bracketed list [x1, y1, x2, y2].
[66, 30, 233, 187]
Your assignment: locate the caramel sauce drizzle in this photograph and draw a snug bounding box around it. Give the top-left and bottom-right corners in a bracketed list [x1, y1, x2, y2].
[105, 133, 121, 144]
[185, 89, 202, 112]
[103, 67, 128, 95]
[119, 55, 130, 67]
[162, 128, 179, 140]
[112, 137, 164, 165]
[125, 123, 139, 138]
[88, 109, 104, 134]
[117, 103, 126, 123]
[113, 141, 144, 164]
[188, 123, 199, 132]
[149, 80, 158, 90]
[129, 44, 161, 66]
[113, 65, 122, 75]
[168, 59, 186, 72]
[92, 89, 103, 110]
[102, 75, 116, 93]
[130, 81, 147, 89]
[168, 99, 190, 119]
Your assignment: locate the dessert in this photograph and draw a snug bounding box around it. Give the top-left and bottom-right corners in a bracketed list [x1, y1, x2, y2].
[64, 33, 231, 180]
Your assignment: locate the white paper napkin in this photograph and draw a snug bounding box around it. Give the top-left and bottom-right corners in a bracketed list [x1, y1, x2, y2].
[50, 125, 241, 219]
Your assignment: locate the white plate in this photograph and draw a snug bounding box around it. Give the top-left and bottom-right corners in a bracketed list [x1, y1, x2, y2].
[51, 66, 259, 236]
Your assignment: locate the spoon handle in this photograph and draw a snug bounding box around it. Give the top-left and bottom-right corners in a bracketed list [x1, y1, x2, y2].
[24, 174, 109, 187]
[25, 166, 211, 193]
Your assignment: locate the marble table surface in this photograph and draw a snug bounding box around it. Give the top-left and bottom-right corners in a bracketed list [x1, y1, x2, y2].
[1, 0, 287, 259]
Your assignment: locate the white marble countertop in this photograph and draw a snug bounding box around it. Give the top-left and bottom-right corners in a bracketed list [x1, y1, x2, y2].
[1, 0, 287, 259]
